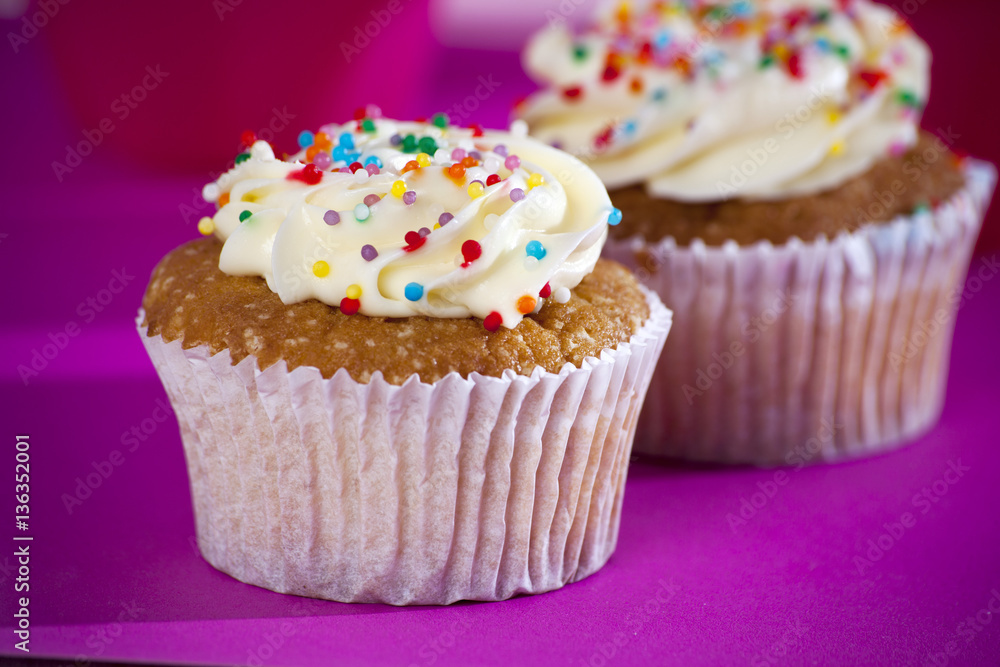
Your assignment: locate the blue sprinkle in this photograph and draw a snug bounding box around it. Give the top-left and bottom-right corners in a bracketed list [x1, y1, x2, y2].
[608, 208, 623, 226]
[525, 240, 547, 260]
[346, 152, 361, 164]
[654, 29, 671, 50]
[623, 120, 637, 136]
[332, 146, 348, 162]
[652, 88, 668, 102]
[339, 132, 355, 150]
[732, 1, 751, 16]
[364, 155, 383, 168]
[404, 282, 423, 302]
[297, 130, 314, 149]
[816, 37, 831, 52]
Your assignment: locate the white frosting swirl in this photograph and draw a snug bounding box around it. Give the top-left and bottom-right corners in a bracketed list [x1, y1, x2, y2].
[201, 120, 614, 328]
[518, 0, 930, 202]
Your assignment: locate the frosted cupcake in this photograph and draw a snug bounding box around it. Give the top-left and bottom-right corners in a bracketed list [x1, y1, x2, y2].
[139, 115, 671, 604]
[519, 0, 995, 464]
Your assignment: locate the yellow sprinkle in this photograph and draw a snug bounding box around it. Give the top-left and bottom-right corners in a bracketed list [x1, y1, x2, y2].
[391, 180, 406, 198]
[197, 217, 215, 236]
[830, 140, 846, 156]
[312, 261, 330, 278]
[416, 152, 432, 167]
[527, 173, 544, 190]
[433, 223, 441, 230]
[346, 284, 362, 299]
[773, 43, 790, 61]
[468, 181, 485, 199]
[827, 110, 841, 125]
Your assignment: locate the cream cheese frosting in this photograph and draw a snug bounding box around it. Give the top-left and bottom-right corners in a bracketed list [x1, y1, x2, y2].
[199, 117, 617, 329]
[518, 0, 930, 202]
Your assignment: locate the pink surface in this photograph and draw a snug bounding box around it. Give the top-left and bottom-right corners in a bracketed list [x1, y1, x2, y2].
[2, 1, 1000, 665]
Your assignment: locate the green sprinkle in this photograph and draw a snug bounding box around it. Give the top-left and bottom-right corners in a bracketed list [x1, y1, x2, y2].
[235, 152, 250, 164]
[418, 136, 437, 154]
[401, 134, 418, 153]
[239, 210, 252, 222]
[572, 43, 588, 61]
[835, 44, 851, 60]
[759, 54, 775, 69]
[896, 89, 921, 108]
[432, 113, 448, 129]
[815, 9, 831, 23]
[913, 202, 931, 215]
[361, 119, 376, 133]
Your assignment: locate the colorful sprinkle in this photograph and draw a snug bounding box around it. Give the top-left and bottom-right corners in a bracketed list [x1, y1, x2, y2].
[312, 260, 330, 278]
[438, 212, 454, 226]
[404, 230, 426, 252]
[339, 132, 355, 149]
[239, 210, 253, 222]
[346, 284, 362, 300]
[451, 148, 467, 161]
[510, 188, 526, 202]
[525, 240, 547, 259]
[240, 130, 256, 148]
[486, 174, 501, 186]
[468, 181, 485, 199]
[461, 240, 482, 267]
[363, 194, 381, 207]
[539, 282, 552, 299]
[404, 282, 424, 301]
[416, 152, 432, 167]
[197, 217, 215, 236]
[361, 119, 376, 133]
[235, 152, 251, 164]
[517, 295, 537, 314]
[340, 297, 361, 315]
[527, 173, 544, 189]
[448, 163, 467, 180]
[494, 144, 508, 157]
[391, 180, 407, 198]
[608, 208, 623, 226]
[298, 130, 315, 148]
[354, 203, 371, 221]
[505, 155, 521, 171]
[432, 113, 449, 128]
[403, 191, 417, 206]
[313, 152, 333, 170]
[483, 311, 503, 332]
[288, 164, 323, 185]
[361, 244, 378, 261]
[324, 210, 341, 225]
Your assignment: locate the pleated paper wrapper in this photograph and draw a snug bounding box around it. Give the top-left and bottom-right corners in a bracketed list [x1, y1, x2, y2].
[138, 288, 671, 605]
[604, 160, 996, 465]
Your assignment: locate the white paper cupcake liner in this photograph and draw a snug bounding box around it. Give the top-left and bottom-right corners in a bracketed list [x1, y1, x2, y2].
[137, 288, 671, 605]
[603, 160, 996, 465]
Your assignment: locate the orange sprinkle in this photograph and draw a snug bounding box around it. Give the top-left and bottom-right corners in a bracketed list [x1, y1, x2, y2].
[218, 192, 230, 207]
[313, 132, 332, 150]
[402, 160, 420, 173]
[517, 295, 537, 314]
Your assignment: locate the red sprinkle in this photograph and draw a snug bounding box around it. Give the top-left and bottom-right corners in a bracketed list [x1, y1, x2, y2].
[287, 164, 323, 185]
[602, 66, 620, 82]
[240, 130, 256, 148]
[340, 297, 360, 315]
[404, 231, 426, 253]
[469, 124, 484, 138]
[787, 52, 804, 79]
[486, 173, 501, 186]
[539, 282, 552, 299]
[349, 161, 364, 173]
[858, 69, 889, 89]
[461, 240, 482, 267]
[483, 312, 503, 332]
[353, 107, 367, 121]
[563, 86, 583, 100]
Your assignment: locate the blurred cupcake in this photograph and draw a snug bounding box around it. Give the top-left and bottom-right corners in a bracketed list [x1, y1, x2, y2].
[139, 115, 671, 604]
[519, 0, 995, 464]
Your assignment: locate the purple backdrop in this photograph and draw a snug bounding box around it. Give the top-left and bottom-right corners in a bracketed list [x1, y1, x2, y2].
[2, 1, 999, 665]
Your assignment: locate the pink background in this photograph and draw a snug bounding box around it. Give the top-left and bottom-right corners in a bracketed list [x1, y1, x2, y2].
[1, 1, 999, 665]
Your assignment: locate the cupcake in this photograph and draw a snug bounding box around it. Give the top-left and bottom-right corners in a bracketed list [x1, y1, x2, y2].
[138, 114, 671, 604]
[518, 0, 996, 464]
